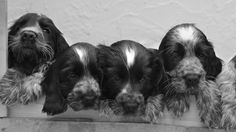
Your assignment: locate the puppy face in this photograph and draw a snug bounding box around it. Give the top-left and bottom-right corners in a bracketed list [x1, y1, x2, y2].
[159, 24, 222, 94]
[8, 13, 68, 75]
[99, 40, 165, 115]
[42, 43, 102, 115]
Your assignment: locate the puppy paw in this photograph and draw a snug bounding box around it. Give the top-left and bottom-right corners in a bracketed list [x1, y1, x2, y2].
[201, 112, 221, 129]
[167, 97, 189, 117]
[199, 104, 221, 128]
[221, 108, 236, 129]
[42, 96, 67, 115]
[144, 95, 164, 123]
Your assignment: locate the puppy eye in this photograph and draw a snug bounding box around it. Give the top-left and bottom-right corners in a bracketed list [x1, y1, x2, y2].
[68, 73, 77, 79]
[42, 28, 51, 34]
[137, 75, 146, 83]
[139, 77, 145, 82]
[113, 75, 120, 81]
[196, 52, 205, 58]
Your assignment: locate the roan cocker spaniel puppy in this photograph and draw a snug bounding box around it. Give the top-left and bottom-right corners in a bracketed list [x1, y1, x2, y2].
[0, 13, 69, 105]
[42, 43, 103, 115]
[159, 23, 222, 128]
[98, 40, 168, 123]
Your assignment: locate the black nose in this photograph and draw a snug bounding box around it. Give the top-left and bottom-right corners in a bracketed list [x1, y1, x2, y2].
[184, 74, 201, 87]
[116, 93, 144, 113]
[21, 31, 37, 42]
[84, 90, 97, 100]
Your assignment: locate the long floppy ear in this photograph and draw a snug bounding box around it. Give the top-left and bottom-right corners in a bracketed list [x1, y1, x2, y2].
[7, 48, 15, 68]
[46, 18, 69, 58]
[41, 61, 67, 115]
[148, 48, 169, 95]
[204, 42, 222, 80]
[54, 33, 69, 58]
[8, 24, 17, 68]
[8, 15, 27, 68]
[217, 57, 236, 128]
[94, 48, 104, 85]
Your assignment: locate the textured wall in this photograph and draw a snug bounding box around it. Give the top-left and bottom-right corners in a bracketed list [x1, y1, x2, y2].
[8, 0, 236, 62]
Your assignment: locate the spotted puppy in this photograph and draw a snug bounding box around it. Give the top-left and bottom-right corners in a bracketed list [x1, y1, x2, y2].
[98, 40, 167, 123]
[159, 23, 222, 128]
[42, 43, 102, 115]
[0, 13, 69, 105]
[8, 13, 68, 75]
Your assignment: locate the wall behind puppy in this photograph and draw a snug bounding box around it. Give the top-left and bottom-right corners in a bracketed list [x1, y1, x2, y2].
[8, 0, 236, 62]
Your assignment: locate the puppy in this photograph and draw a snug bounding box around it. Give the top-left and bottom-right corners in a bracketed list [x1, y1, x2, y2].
[217, 56, 236, 129]
[98, 40, 167, 123]
[42, 43, 102, 115]
[0, 13, 69, 105]
[8, 13, 69, 75]
[159, 23, 222, 127]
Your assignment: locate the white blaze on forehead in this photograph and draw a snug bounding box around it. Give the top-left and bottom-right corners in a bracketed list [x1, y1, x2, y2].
[121, 88, 128, 94]
[121, 83, 130, 94]
[125, 47, 136, 67]
[74, 47, 87, 64]
[20, 22, 42, 34]
[176, 26, 197, 41]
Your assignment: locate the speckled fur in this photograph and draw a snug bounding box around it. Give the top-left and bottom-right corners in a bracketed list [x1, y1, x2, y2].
[197, 80, 221, 128]
[165, 57, 221, 128]
[67, 77, 101, 111]
[99, 95, 164, 123]
[217, 60, 236, 129]
[0, 62, 52, 105]
[143, 94, 164, 123]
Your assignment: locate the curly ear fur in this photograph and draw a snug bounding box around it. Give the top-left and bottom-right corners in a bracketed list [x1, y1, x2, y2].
[217, 56, 236, 129]
[148, 48, 169, 95]
[203, 42, 222, 80]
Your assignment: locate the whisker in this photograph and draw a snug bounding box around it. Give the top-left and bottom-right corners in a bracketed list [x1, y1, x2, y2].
[35, 39, 54, 60]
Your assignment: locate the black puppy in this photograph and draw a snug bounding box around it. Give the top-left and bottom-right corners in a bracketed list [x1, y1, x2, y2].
[8, 13, 69, 75]
[0, 13, 69, 105]
[98, 40, 167, 123]
[42, 43, 102, 115]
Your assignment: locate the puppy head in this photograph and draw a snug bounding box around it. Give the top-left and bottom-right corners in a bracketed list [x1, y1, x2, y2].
[159, 23, 222, 94]
[8, 13, 68, 75]
[99, 40, 165, 115]
[42, 43, 102, 114]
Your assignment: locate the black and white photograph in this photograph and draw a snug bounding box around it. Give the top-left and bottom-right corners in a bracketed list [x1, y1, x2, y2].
[0, 0, 236, 132]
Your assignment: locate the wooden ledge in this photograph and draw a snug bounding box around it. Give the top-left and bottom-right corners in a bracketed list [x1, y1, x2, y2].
[0, 118, 231, 132]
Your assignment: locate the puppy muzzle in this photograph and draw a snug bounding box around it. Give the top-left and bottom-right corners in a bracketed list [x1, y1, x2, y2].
[20, 30, 38, 47]
[169, 57, 205, 93]
[183, 73, 201, 87]
[67, 77, 101, 111]
[116, 92, 144, 114]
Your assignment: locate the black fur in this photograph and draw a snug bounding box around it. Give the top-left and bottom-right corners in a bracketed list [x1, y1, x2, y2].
[195, 42, 222, 80]
[98, 40, 166, 115]
[8, 13, 69, 75]
[41, 42, 102, 115]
